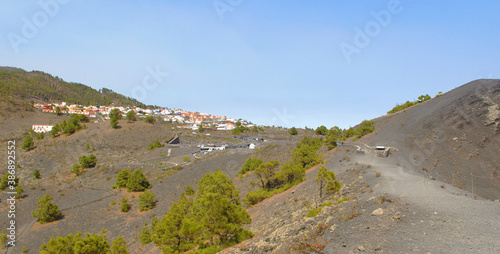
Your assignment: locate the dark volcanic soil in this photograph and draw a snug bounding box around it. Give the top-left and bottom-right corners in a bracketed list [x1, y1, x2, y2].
[1, 79, 499, 253]
[364, 79, 500, 200]
[0, 113, 302, 253]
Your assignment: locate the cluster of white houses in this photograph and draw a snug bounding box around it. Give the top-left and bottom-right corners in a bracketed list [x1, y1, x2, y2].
[32, 102, 251, 132]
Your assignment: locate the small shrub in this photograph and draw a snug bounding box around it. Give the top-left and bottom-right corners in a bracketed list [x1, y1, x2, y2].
[243, 188, 272, 206]
[15, 185, 24, 199]
[115, 168, 130, 188]
[337, 197, 349, 205]
[344, 210, 360, 221]
[138, 191, 156, 211]
[307, 207, 322, 217]
[0, 174, 19, 190]
[145, 116, 155, 124]
[71, 163, 84, 176]
[0, 229, 7, 249]
[375, 172, 381, 178]
[120, 197, 130, 212]
[33, 169, 41, 179]
[78, 154, 97, 168]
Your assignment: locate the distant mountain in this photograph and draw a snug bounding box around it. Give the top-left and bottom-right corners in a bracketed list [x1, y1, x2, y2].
[0, 66, 146, 108]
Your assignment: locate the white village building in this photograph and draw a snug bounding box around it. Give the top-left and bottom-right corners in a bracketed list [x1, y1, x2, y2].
[32, 124, 54, 133]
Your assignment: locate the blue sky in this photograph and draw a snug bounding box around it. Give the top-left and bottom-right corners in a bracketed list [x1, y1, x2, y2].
[1, 0, 499, 128]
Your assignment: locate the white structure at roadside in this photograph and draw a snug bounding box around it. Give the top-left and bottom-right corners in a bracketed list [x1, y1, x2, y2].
[32, 124, 54, 133]
[216, 123, 235, 130]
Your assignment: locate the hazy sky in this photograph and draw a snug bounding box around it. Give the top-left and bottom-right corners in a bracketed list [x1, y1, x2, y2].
[1, 0, 499, 128]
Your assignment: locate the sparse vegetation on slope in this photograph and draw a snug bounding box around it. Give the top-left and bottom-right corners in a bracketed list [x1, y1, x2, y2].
[243, 136, 324, 206]
[387, 94, 432, 114]
[49, 114, 89, 137]
[323, 120, 375, 148]
[232, 121, 250, 135]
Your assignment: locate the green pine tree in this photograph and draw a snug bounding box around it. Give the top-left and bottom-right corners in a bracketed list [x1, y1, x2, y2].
[120, 197, 130, 212]
[139, 226, 152, 245]
[138, 191, 156, 211]
[316, 166, 341, 205]
[126, 170, 151, 192]
[15, 185, 24, 199]
[33, 169, 41, 179]
[111, 236, 129, 254]
[22, 135, 34, 151]
[126, 110, 136, 122]
[115, 169, 130, 188]
[32, 195, 61, 224]
[111, 117, 119, 129]
[150, 170, 253, 253]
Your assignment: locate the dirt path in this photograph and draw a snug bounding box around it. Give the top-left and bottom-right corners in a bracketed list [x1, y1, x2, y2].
[371, 161, 500, 253]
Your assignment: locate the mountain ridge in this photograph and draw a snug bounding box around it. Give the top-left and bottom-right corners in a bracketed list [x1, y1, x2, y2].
[0, 66, 147, 109]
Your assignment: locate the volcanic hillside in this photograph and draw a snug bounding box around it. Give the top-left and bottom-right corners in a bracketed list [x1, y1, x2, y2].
[0, 78, 499, 253]
[364, 79, 500, 200]
[219, 80, 500, 253]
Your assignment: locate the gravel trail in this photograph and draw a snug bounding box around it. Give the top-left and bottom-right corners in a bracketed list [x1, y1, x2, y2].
[371, 161, 500, 253]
